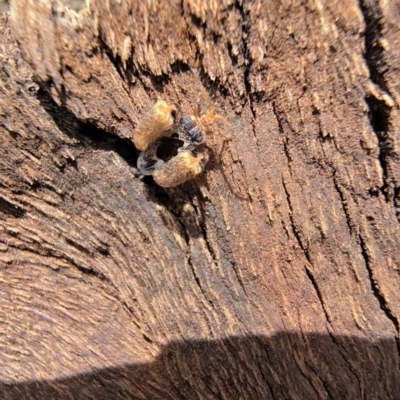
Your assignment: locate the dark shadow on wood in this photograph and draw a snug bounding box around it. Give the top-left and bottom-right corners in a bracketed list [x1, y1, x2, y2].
[0, 196, 26, 218]
[0, 332, 399, 399]
[37, 89, 138, 169]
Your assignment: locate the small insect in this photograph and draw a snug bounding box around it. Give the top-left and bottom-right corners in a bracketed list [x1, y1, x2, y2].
[177, 94, 231, 150]
[136, 94, 230, 188]
[132, 100, 176, 151]
[153, 150, 209, 188]
[137, 135, 183, 176]
[177, 116, 204, 147]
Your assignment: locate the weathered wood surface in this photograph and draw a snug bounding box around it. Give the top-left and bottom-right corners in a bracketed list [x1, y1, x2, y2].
[1, 0, 400, 398]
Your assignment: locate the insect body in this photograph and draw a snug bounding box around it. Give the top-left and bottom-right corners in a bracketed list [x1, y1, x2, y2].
[153, 150, 209, 188]
[135, 95, 229, 187]
[132, 100, 176, 151]
[177, 116, 204, 147]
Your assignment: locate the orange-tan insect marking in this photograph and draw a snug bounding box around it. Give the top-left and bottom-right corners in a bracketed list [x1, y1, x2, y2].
[136, 93, 231, 188]
[191, 93, 231, 143]
[132, 100, 176, 151]
[153, 151, 209, 188]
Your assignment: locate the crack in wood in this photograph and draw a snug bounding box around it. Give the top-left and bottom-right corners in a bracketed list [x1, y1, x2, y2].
[186, 255, 215, 336]
[38, 89, 138, 169]
[187, 255, 213, 308]
[179, 0, 201, 66]
[332, 170, 356, 236]
[0, 196, 26, 218]
[272, 101, 293, 178]
[236, 1, 253, 103]
[328, 329, 364, 395]
[255, 359, 277, 400]
[191, 203, 218, 263]
[359, 0, 399, 217]
[280, 175, 342, 334]
[229, 260, 248, 298]
[359, 234, 400, 357]
[303, 265, 331, 324]
[359, 0, 390, 93]
[302, 357, 331, 399]
[281, 177, 311, 264]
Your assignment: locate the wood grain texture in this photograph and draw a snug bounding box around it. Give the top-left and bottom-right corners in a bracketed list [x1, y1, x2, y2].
[1, 0, 400, 398]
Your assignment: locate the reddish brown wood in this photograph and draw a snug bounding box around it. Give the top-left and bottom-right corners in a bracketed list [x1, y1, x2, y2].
[0, 0, 399, 398]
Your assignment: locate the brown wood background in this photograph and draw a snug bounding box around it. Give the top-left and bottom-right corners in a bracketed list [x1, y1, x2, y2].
[1, 0, 399, 398]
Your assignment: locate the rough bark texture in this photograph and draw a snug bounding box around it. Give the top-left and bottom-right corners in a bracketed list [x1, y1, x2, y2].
[1, 0, 400, 398]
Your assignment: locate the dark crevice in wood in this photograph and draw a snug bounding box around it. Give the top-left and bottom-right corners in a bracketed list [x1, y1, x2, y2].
[230, 260, 248, 298]
[148, 72, 171, 94]
[197, 69, 228, 100]
[187, 255, 214, 312]
[37, 89, 138, 168]
[255, 360, 277, 400]
[247, 99, 260, 164]
[170, 61, 191, 76]
[365, 95, 395, 202]
[272, 102, 293, 177]
[179, 0, 201, 65]
[97, 37, 134, 95]
[28, 179, 65, 200]
[359, 0, 389, 93]
[98, 35, 171, 93]
[304, 265, 331, 324]
[97, 244, 110, 257]
[56, 251, 100, 280]
[0, 196, 26, 218]
[395, 187, 400, 222]
[191, 201, 217, 263]
[175, 215, 191, 246]
[359, 0, 399, 214]
[326, 330, 364, 394]
[281, 177, 311, 265]
[182, 194, 236, 292]
[332, 171, 355, 236]
[301, 264, 363, 387]
[226, 41, 238, 67]
[142, 333, 153, 344]
[187, 256, 215, 337]
[302, 358, 331, 398]
[236, 1, 253, 103]
[64, 237, 92, 256]
[359, 234, 400, 357]
[11, 239, 95, 277]
[143, 181, 180, 217]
